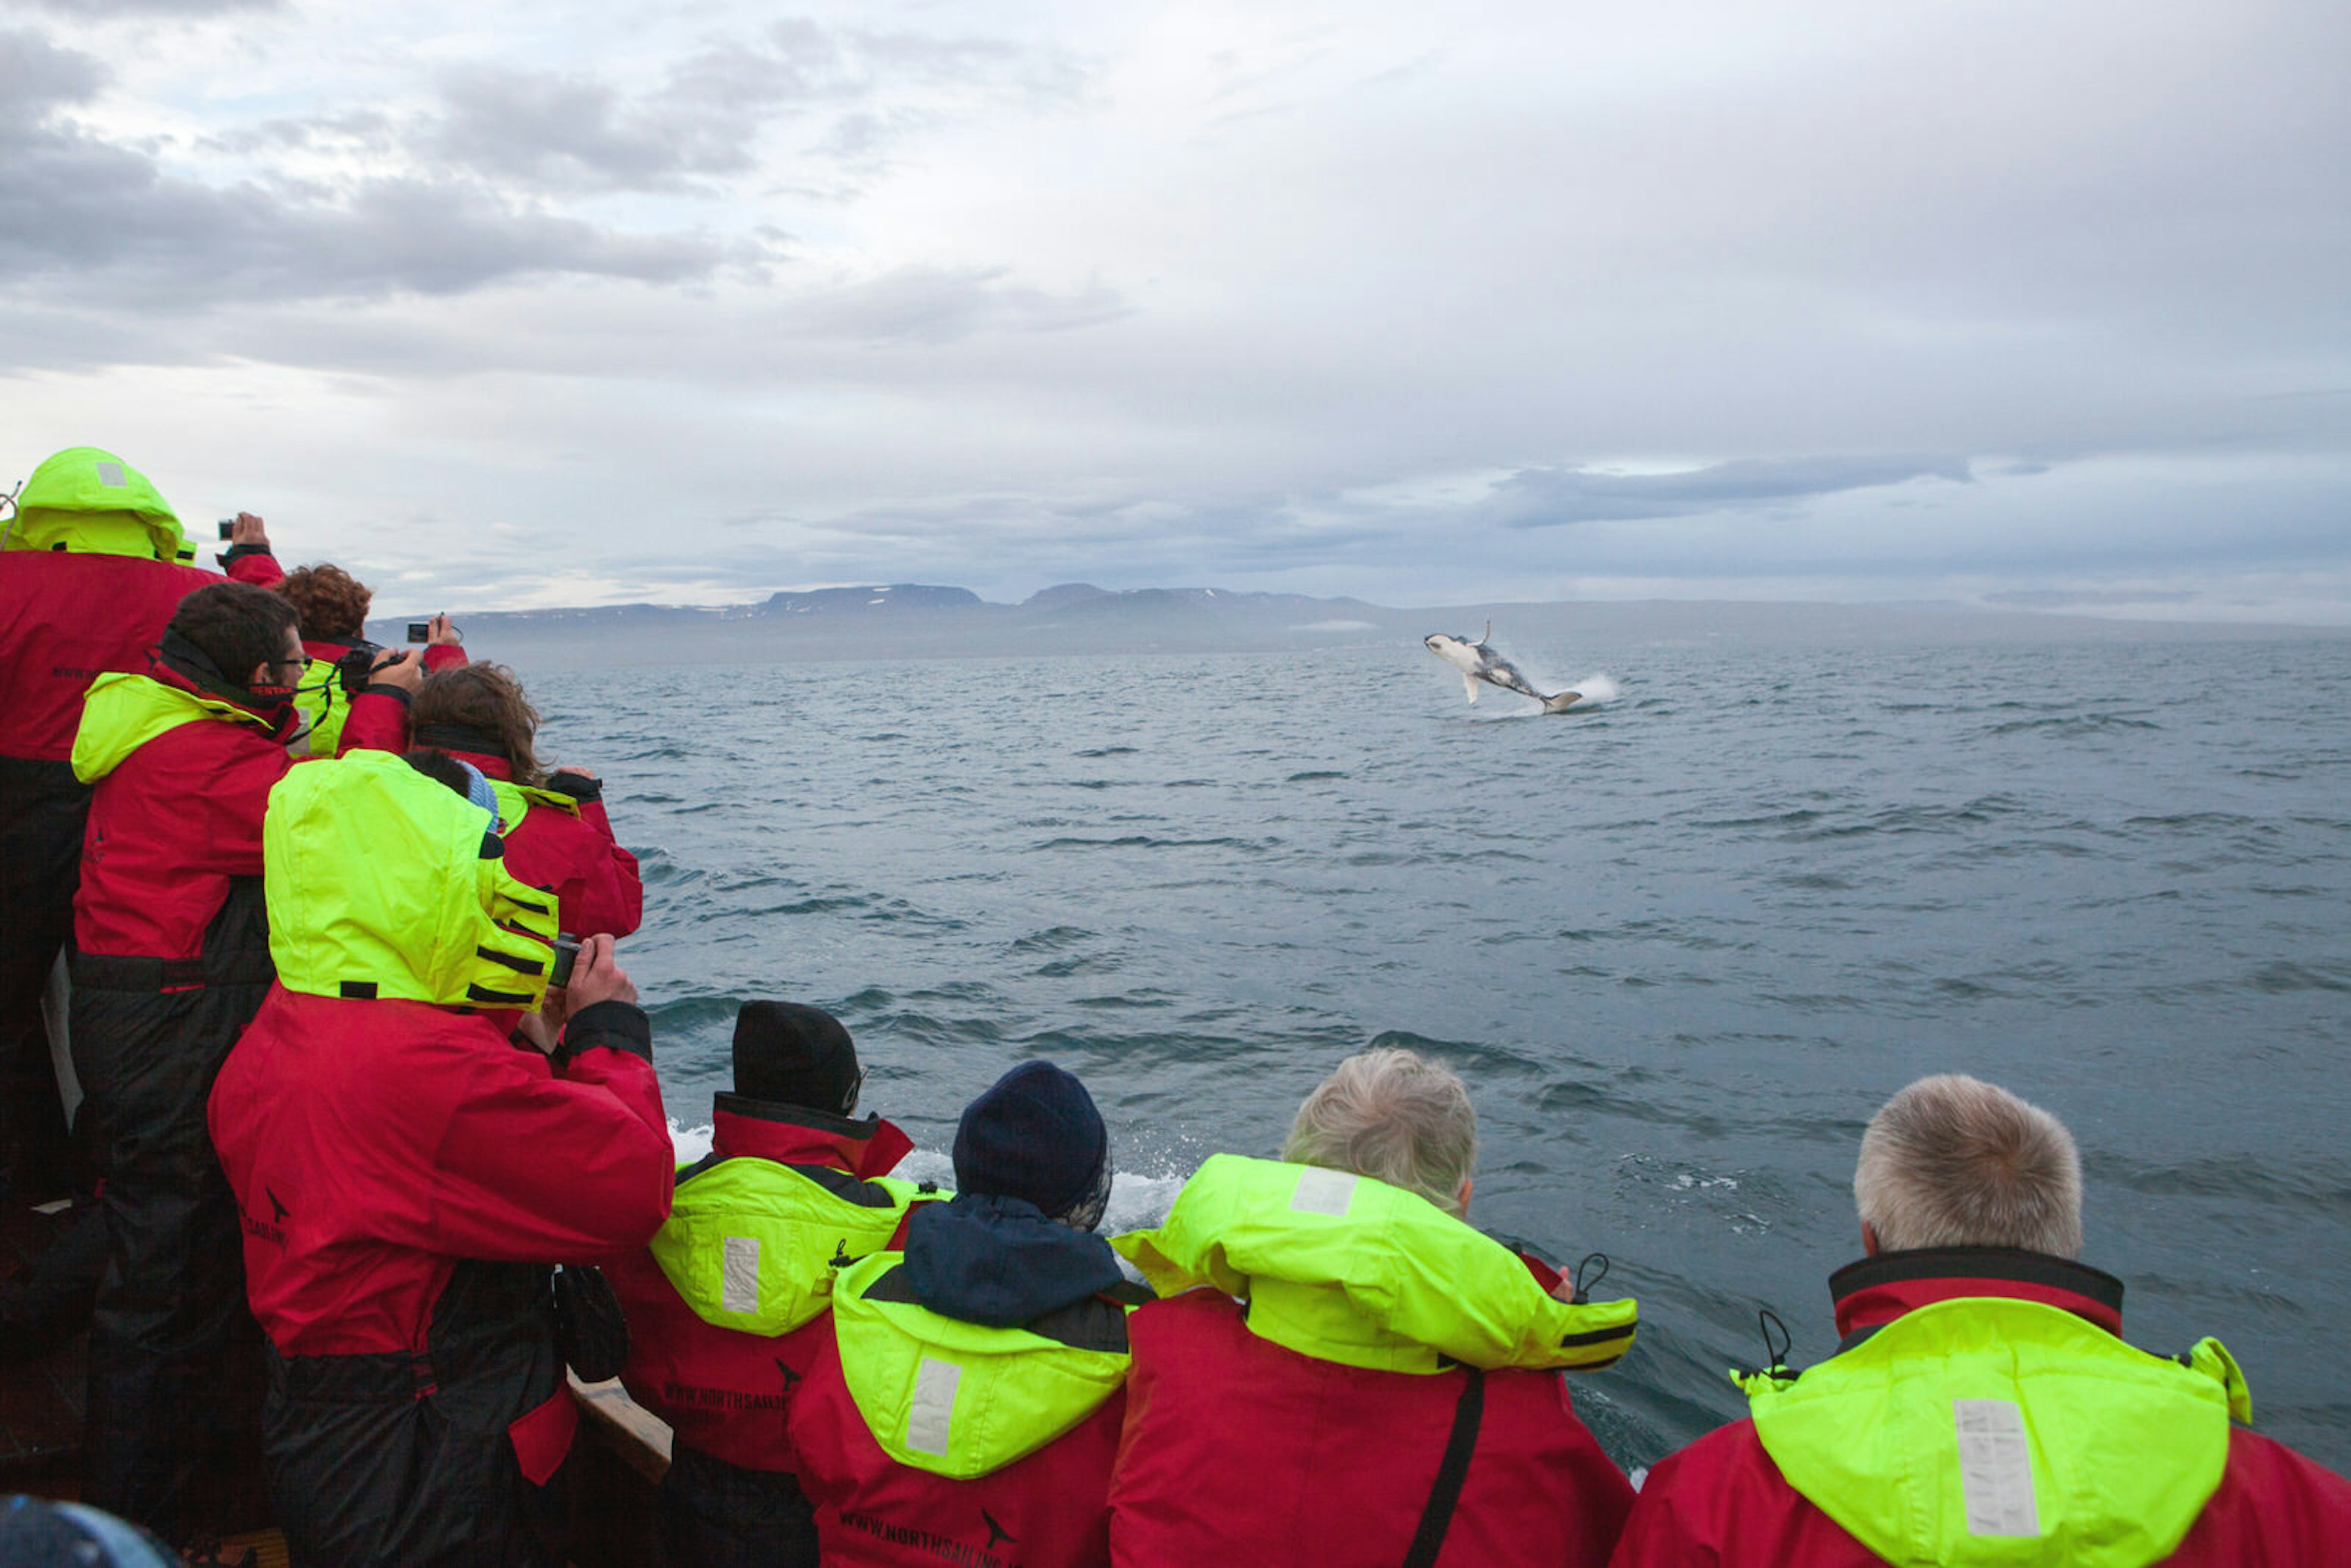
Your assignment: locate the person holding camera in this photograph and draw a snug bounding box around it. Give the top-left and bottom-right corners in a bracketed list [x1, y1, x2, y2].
[65, 578, 420, 1542]
[0, 450, 282, 1224]
[276, 562, 466, 757]
[411, 662, 643, 941]
[208, 751, 675, 1567]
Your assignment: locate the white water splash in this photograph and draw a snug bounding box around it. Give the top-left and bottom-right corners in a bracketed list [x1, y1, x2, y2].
[1564, 672, 1619, 706]
[669, 1119, 713, 1163]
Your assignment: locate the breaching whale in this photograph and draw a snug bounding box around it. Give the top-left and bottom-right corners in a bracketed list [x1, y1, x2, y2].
[1423, 625, 1583, 714]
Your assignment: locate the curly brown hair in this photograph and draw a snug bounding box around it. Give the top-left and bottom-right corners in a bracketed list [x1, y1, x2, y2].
[276, 564, 374, 642]
[410, 663, 546, 785]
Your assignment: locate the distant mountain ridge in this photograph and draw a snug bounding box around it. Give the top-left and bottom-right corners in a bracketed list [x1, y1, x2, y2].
[364, 582, 2342, 668]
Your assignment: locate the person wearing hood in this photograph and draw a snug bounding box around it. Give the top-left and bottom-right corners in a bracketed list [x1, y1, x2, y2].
[274, 561, 466, 758]
[1607, 1073, 2351, 1568]
[788, 1060, 1148, 1568]
[607, 1002, 939, 1568]
[0, 448, 279, 1228]
[1108, 1046, 1641, 1568]
[64, 579, 419, 1542]
[409, 662, 642, 941]
[208, 750, 675, 1567]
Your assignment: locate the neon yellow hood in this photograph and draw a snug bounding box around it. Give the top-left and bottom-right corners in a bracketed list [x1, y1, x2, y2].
[72, 672, 274, 784]
[1112, 1153, 1637, 1375]
[832, 1251, 1133, 1478]
[264, 749, 561, 1008]
[4, 447, 182, 561]
[650, 1164, 937, 1337]
[1734, 1298, 2247, 1568]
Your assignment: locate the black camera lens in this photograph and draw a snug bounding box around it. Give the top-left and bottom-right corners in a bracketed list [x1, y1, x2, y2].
[549, 935, 582, 988]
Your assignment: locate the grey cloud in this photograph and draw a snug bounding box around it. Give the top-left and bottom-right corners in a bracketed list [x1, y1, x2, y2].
[789, 266, 1131, 345]
[1485, 455, 1974, 528]
[430, 65, 767, 193]
[0, 26, 104, 106]
[424, 25, 1083, 196]
[0, 30, 735, 307]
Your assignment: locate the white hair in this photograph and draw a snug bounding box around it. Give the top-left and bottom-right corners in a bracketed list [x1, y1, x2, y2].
[1854, 1074, 2083, 1258]
[1281, 1047, 1477, 1218]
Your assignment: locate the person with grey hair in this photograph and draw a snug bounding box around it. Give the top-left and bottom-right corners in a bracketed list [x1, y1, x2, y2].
[1609, 1073, 2351, 1567]
[1108, 1046, 1640, 1567]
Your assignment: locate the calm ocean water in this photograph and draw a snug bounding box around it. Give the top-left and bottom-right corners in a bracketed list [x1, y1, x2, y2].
[522, 633, 2351, 1470]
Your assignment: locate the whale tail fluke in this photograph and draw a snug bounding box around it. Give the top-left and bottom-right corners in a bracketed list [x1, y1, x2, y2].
[1541, 690, 1583, 714]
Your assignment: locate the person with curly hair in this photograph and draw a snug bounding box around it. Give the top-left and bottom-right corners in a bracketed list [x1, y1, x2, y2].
[276, 563, 465, 757]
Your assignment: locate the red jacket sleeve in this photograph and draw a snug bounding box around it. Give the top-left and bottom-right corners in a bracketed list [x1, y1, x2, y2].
[221, 546, 283, 587]
[569, 798, 643, 938]
[423, 645, 469, 672]
[335, 689, 410, 755]
[422, 1003, 672, 1262]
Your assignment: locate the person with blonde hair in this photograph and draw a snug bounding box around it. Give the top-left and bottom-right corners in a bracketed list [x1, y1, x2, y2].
[1109, 1046, 1640, 1567]
[1610, 1073, 2351, 1567]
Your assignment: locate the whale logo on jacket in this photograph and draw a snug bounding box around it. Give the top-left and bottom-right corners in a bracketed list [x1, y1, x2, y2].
[1423, 624, 1583, 714]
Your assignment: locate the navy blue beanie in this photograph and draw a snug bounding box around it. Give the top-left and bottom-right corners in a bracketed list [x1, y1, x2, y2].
[952, 1061, 1108, 1218]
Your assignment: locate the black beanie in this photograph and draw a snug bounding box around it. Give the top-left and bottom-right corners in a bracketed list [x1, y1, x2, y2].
[732, 1002, 861, 1116]
[952, 1060, 1108, 1219]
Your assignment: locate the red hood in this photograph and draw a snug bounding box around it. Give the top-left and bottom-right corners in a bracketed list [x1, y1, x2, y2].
[709, 1094, 913, 1180]
[1829, 1246, 2125, 1343]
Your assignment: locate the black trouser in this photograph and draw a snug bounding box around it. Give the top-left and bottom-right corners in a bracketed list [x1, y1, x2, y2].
[0, 757, 88, 1206]
[658, 1443, 819, 1568]
[69, 880, 274, 1542]
[264, 1262, 569, 1568]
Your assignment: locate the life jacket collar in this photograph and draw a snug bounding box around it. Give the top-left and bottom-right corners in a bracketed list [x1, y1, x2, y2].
[1830, 1246, 2125, 1344]
[71, 670, 281, 784]
[154, 632, 298, 738]
[1736, 1286, 2249, 1568]
[1111, 1153, 1637, 1376]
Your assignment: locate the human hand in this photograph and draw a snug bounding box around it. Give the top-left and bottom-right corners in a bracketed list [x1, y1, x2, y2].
[367, 646, 426, 692]
[427, 613, 462, 647]
[229, 512, 269, 548]
[560, 934, 636, 1011]
[513, 1008, 560, 1057]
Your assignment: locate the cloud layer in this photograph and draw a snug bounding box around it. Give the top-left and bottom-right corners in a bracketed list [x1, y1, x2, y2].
[0, 0, 2344, 620]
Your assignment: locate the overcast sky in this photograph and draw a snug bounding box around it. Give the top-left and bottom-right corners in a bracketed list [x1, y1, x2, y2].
[2, 0, 2344, 620]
